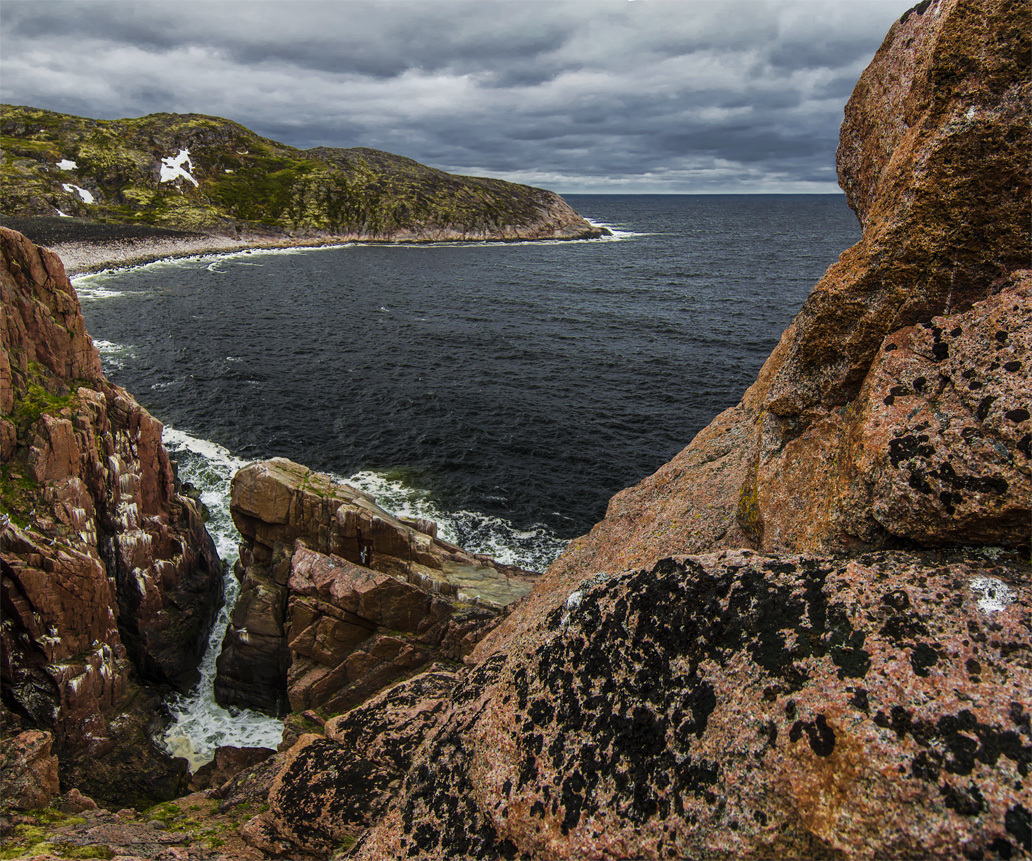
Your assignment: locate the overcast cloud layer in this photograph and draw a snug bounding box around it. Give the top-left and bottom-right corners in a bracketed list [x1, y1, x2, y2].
[1, 0, 909, 193]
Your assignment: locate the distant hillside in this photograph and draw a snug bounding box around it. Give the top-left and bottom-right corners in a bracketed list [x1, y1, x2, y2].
[0, 105, 604, 241]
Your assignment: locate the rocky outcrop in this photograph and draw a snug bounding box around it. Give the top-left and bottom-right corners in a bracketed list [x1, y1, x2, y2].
[472, 0, 1031, 660]
[235, 2, 1032, 859]
[242, 668, 460, 855]
[356, 551, 1031, 861]
[0, 226, 222, 806]
[0, 106, 607, 242]
[0, 731, 60, 811]
[214, 458, 535, 715]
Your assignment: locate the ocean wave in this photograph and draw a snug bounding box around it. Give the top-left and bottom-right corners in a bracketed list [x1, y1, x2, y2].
[345, 470, 566, 572]
[583, 218, 650, 240]
[157, 426, 564, 765]
[72, 277, 125, 300]
[90, 338, 134, 370]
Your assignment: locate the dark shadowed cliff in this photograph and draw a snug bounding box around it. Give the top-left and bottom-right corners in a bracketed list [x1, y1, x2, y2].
[1, 227, 223, 807]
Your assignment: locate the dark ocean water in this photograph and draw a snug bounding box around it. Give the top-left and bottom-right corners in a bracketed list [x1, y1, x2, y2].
[77, 194, 860, 566]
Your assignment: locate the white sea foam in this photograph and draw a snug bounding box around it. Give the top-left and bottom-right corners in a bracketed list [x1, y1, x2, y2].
[72, 274, 125, 300]
[156, 425, 566, 765]
[582, 218, 649, 240]
[346, 470, 566, 571]
[89, 339, 134, 371]
[160, 427, 282, 766]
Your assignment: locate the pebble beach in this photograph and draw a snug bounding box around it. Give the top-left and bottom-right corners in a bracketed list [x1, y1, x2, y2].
[0, 215, 342, 276]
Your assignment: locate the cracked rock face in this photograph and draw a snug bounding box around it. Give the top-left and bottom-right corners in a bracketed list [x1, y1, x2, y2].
[214, 458, 535, 716]
[471, 0, 1031, 666]
[356, 551, 1031, 860]
[1, 226, 223, 806]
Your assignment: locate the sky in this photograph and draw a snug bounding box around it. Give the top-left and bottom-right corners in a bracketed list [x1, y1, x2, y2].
[0, 0, 910, 194]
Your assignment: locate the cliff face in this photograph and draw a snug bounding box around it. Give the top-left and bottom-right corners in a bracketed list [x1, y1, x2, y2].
[0, 226, 222, 806]
[214, 458, 536, 717]
[0, 107, 606, 241]
[332, 1, 1029, 858]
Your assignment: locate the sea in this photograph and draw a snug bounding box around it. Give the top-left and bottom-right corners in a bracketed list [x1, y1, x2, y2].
[73, 193, 861, 764]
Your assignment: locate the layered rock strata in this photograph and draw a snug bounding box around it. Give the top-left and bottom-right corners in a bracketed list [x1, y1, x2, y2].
[0, 226, 222, 805]
[214, 458, 536, 716]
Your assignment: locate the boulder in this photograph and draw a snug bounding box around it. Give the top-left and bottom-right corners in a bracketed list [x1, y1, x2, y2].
[0, 731, 60, 811]
[1, 226, 223, 806]
[214, 459, 533, 715]
[188, 746, 277, 795]
[357, 551, 1031, 861]
[244, 668, 460, 855]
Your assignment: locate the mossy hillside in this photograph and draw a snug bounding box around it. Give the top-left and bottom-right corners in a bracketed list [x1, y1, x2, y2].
[0, 356, 94, 528]
[0, 105, 587, 237]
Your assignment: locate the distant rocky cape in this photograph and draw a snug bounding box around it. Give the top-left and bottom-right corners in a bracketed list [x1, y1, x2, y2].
[0, 104, 606, 242]
[1, 0, 1030, 859]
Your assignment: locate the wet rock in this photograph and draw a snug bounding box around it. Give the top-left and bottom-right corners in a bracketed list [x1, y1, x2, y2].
[0, 730, 59, 811]
[215, 459, 531, 715]
[188, 746, 276, 795]
[1, 226, 223, 806]
[55, 788, 98, 814]
[357, 551, 1031, 860]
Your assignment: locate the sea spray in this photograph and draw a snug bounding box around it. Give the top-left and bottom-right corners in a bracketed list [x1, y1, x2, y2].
[160, 429, 283, 769]
[157, 427, 568, 767]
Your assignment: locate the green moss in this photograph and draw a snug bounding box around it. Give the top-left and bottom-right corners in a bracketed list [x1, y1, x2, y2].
[0, 809, 102, 860]
[1, 461, 39, 527]
[1, 103, 576, 238]
[12, 382, 74, 427]
[735, 462, 764, 547]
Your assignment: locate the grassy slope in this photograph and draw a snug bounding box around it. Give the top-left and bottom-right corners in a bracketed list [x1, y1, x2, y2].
[0, 105, 590, 238]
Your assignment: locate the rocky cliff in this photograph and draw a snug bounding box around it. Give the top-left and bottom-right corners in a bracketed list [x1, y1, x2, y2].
[214, 458, 536, 717]
[0, 226, 223, 806]
[0, 106, 606, 242]
[240, 2, 1031, 859]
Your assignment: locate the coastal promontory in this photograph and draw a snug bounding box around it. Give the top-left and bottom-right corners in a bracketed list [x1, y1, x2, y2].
[0, 104, 606, 265]
[0, 0, 1029, 858]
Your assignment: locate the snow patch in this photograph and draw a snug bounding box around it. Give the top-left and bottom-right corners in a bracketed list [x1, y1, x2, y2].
[62, 183, 94, 204]
[970, 577, 1014, 614]
[160, 148, 199, 186]
[57, 159, 78, 170]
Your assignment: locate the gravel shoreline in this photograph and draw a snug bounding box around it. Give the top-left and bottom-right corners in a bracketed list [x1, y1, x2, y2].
[0, 215, 347, 276]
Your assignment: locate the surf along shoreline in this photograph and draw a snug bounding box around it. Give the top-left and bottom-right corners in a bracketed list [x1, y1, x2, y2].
[0, 215, 375, 276]
[0, 214, 614, 277]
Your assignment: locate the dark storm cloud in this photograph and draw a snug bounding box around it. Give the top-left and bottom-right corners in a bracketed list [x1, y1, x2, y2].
[0, 0, 908, 192]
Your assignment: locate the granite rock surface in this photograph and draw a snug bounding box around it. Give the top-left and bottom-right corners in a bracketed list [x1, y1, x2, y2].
[356, 551, 1030, 860]
[214, 458, 535, 716]
[1, 226, 223, 806]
